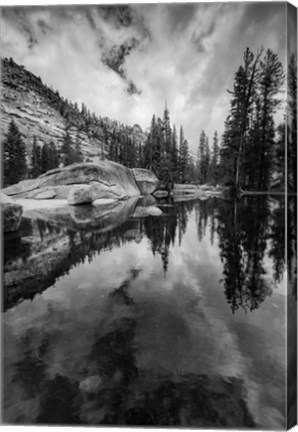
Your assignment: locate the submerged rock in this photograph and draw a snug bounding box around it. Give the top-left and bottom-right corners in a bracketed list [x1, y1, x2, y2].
[1, 192, 23, 233]
[153, 190, 169, 198]
[133, 205, 163, 218]
[132, 168, 159, 195]
[68, 184, 94, 205]
[3, 161, 141, 201]
[146, 206, 163, 216]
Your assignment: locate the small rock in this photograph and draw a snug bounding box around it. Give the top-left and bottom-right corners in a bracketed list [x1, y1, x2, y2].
[146, 206, 163, 216]
[68, 185, 94, 205]
[133, 205, 162, 218]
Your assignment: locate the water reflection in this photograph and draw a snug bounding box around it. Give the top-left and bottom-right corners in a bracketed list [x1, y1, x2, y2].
[4, 195, 288, 313]
[3, 195, 289, 427]
[288, 195, 297, 297]
[3, 198, 140, 310]
[216, 196, 274, 313]
[143, 205, 177, 274]
[287, 195, 297, 428]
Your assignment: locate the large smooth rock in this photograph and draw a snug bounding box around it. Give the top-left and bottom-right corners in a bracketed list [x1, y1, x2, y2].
[1, 192, 23, 232]
[3, 162, 141, 200]
[132, 168, 159, 195]
[68, 185, 94, 205]
[35, 189, 57, 199]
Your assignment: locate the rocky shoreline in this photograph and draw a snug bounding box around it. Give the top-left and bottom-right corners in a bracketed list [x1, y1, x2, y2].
[1, 161, 225, 233]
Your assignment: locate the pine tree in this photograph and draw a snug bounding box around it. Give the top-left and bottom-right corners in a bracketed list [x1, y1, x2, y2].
[144, 115, 160, 173]
[171, 125, 179, 182]
[159, 102, 174, 186]
[3, 120, 27, 186]
[48, 141, 60, 169]
[197, 130, 209, 184]
[30, 136, 42, 178]
[73, 136, 83, 163]
[108, 128, 117, 162]
[179, 126, 190, 183]
[205, 137, 210, 182]
[137, 143, 144, 167]
[187, 156, 197, 184]
[256, 49, 284, 189]
[209, 131, 220, 185]
[41, 143, 50, 173]
[288, 53, 297, 192]
[163, 101, 172, 154]
[126, 137, 136, 168]
[219, 48, 283, 192]
[61, 130, 74, 166]
[178, 126, 184, 182]
[220, 48, 262, 190]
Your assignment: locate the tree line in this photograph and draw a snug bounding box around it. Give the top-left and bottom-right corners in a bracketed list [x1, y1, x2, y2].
[218, 47, 289, 192]
[107, 128, 141, 168]
[142, 105, 201, 187]
[2, 48, 296, 191]
[3, 122, 83, 187]
[2, 104, 199, 188]
[196, 130, 220, 185]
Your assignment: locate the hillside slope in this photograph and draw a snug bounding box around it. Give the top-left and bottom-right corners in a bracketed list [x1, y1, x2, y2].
[1, 57, 146, 161]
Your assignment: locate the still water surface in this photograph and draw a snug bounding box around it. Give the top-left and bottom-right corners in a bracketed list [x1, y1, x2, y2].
[3, 196, 295, 428]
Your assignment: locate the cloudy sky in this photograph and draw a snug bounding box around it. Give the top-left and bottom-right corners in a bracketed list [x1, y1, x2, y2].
[1, 2, 292, 153]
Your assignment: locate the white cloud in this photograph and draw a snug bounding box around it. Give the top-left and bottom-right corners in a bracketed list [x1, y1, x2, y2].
[1, 3, 286, 152]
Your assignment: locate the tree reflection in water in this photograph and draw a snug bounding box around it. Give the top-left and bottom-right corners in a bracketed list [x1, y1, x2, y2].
[4, 195, 287, 314]
[216, 196, 283, 313]
[288, 195, 297, 299]
[194, 195, 287, 313]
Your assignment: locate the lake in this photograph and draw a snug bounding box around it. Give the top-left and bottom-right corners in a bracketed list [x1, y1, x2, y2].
[2, 195, 296, 428]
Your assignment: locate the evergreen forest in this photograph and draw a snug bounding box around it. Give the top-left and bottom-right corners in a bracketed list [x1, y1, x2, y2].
[2, 48, 296, 193]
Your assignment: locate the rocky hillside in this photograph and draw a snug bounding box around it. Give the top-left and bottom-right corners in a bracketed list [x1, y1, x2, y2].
[1, 57, 147, 161]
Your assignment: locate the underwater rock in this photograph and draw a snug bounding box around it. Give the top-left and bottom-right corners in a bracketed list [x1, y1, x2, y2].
[1, 192, 23, 233]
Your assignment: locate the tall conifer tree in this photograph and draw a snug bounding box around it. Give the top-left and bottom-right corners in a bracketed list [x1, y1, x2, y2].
[3, 120, 27, 186]
[30, 136, 42, 178]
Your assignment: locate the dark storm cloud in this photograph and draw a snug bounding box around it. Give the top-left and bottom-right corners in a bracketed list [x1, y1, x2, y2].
[241, 1, 284, 26]
[101, 37, 142, 94]
[101, 37, 140, 78]
[166, 3, 199, 31]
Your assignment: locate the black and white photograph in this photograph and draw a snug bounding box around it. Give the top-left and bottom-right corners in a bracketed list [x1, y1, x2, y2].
[0, 1, 297, 429]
